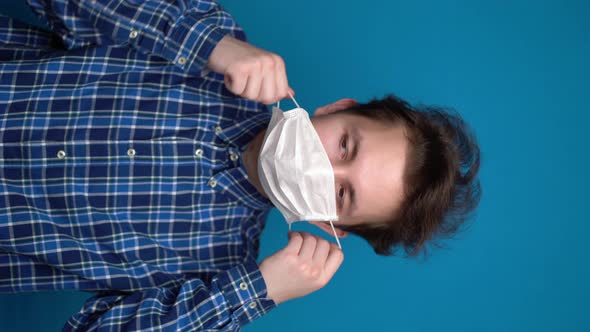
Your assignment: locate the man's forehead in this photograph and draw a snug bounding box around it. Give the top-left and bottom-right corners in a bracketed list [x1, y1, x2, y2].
[346, 122, 407, 223]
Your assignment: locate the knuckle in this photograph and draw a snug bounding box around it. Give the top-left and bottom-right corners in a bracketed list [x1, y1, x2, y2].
[309, 267, 321, 279]
[246, 59, 262, 71]
[260, 54, 275, 68]
[272, 54, 285, 67]
[232, 63, 250, 75]
[297, 261, 310, 274]
[253, 57, 264, 66]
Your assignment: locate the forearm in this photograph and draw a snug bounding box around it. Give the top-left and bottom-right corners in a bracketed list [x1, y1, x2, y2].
[25, 0, 246, 75]
[65, 262, 275, 331]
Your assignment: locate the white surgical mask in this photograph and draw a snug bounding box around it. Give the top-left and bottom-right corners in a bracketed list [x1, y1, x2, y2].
[258, 94, 342, 249]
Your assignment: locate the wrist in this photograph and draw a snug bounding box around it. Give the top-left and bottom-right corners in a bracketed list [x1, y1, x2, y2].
[206, 34, 236, 74]
[259, 261, 284, 305]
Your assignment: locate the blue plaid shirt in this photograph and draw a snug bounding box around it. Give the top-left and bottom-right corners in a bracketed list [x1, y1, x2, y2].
[0, 0, 277, 330]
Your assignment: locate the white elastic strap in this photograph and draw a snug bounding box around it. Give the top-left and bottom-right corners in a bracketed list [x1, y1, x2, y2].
[329, 220, 342, 249]
[288, 91, 300, 108]
[276, 91, 300, 109]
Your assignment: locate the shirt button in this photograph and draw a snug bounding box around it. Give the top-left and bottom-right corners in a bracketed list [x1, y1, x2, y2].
[177, 57, 187, 65]
[248, 302, 257, 309]
[195, 148, 203, 158]
[208, 178, 217, 188]
[129, 30, 139, 39]
[127, 148, 136, 157]
[214, 126, 222, 134]
[56, 150, 66, 159]
[229, 152, 239, 161]
[239, 282, 248, 291]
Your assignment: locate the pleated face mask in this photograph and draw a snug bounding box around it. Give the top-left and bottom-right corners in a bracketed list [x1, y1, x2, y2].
[258, 94, 342, 249]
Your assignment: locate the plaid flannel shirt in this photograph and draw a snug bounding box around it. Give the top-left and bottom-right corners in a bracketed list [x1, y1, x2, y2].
[0, 1, 277, 330]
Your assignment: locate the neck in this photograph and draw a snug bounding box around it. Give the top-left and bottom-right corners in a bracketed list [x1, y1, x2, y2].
[242, 129, 269, 199]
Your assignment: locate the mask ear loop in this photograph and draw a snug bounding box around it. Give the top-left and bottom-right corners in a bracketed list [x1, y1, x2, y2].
[329, 220, 342, 249]
[288, 91, 300, 108]
[276, 92, 300, 110]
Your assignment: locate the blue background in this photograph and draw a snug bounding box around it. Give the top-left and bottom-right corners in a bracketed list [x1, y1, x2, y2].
[1, 0, 589, 331]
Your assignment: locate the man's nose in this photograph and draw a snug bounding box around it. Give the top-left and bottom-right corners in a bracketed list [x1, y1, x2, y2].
[331, 161, 348, 180]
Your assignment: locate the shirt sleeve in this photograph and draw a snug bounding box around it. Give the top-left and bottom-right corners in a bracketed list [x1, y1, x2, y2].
[25, 0, 246, 76]
[63, 261, 276, 332]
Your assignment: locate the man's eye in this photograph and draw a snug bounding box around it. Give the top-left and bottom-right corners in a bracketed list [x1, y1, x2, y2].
[339, 135, 348, 159]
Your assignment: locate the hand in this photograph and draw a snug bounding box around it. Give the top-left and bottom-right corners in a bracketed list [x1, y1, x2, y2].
[207, 35, 294, 104]
[259, 232, 344, 305]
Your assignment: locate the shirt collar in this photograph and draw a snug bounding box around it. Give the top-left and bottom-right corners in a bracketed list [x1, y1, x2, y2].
[214, 103, 273, 211]
[216, 103, 272, 151]
[218, 162, 274, 211]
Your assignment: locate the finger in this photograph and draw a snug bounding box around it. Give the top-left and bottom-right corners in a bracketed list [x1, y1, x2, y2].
[285, 231, 303, 253]
[288, 87, 295, 97]
[312, 238, 331, 265]
[243, 70, 263, 101]
[274, 56, 289, 100]
[324, 244, 344, 277]
[258, 75, 276, 104]
[224, 71, 247, 96]
[298, 232, 318, 260]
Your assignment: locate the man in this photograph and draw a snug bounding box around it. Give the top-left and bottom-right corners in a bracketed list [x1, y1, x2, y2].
[0, 0, 481, 331]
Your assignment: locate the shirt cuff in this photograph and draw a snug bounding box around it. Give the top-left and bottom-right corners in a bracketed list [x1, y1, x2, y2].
[162, 12, 227, 76]
[216, 260, 277, 327]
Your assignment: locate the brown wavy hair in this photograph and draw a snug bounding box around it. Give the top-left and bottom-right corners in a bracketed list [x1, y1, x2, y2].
[336, 95, 482, 257]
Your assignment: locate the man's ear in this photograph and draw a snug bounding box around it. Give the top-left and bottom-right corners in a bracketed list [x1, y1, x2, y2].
[308, 221, 349, 238]
[313, 98, 357, 117]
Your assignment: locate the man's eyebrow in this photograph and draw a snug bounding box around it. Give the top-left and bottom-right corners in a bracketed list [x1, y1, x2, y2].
[350, 126, 361, 162]
[348, 127, 361, 216]
[348, 185, 357, 216]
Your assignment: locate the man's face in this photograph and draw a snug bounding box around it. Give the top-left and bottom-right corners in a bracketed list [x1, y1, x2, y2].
[310, 109, 409, 229]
